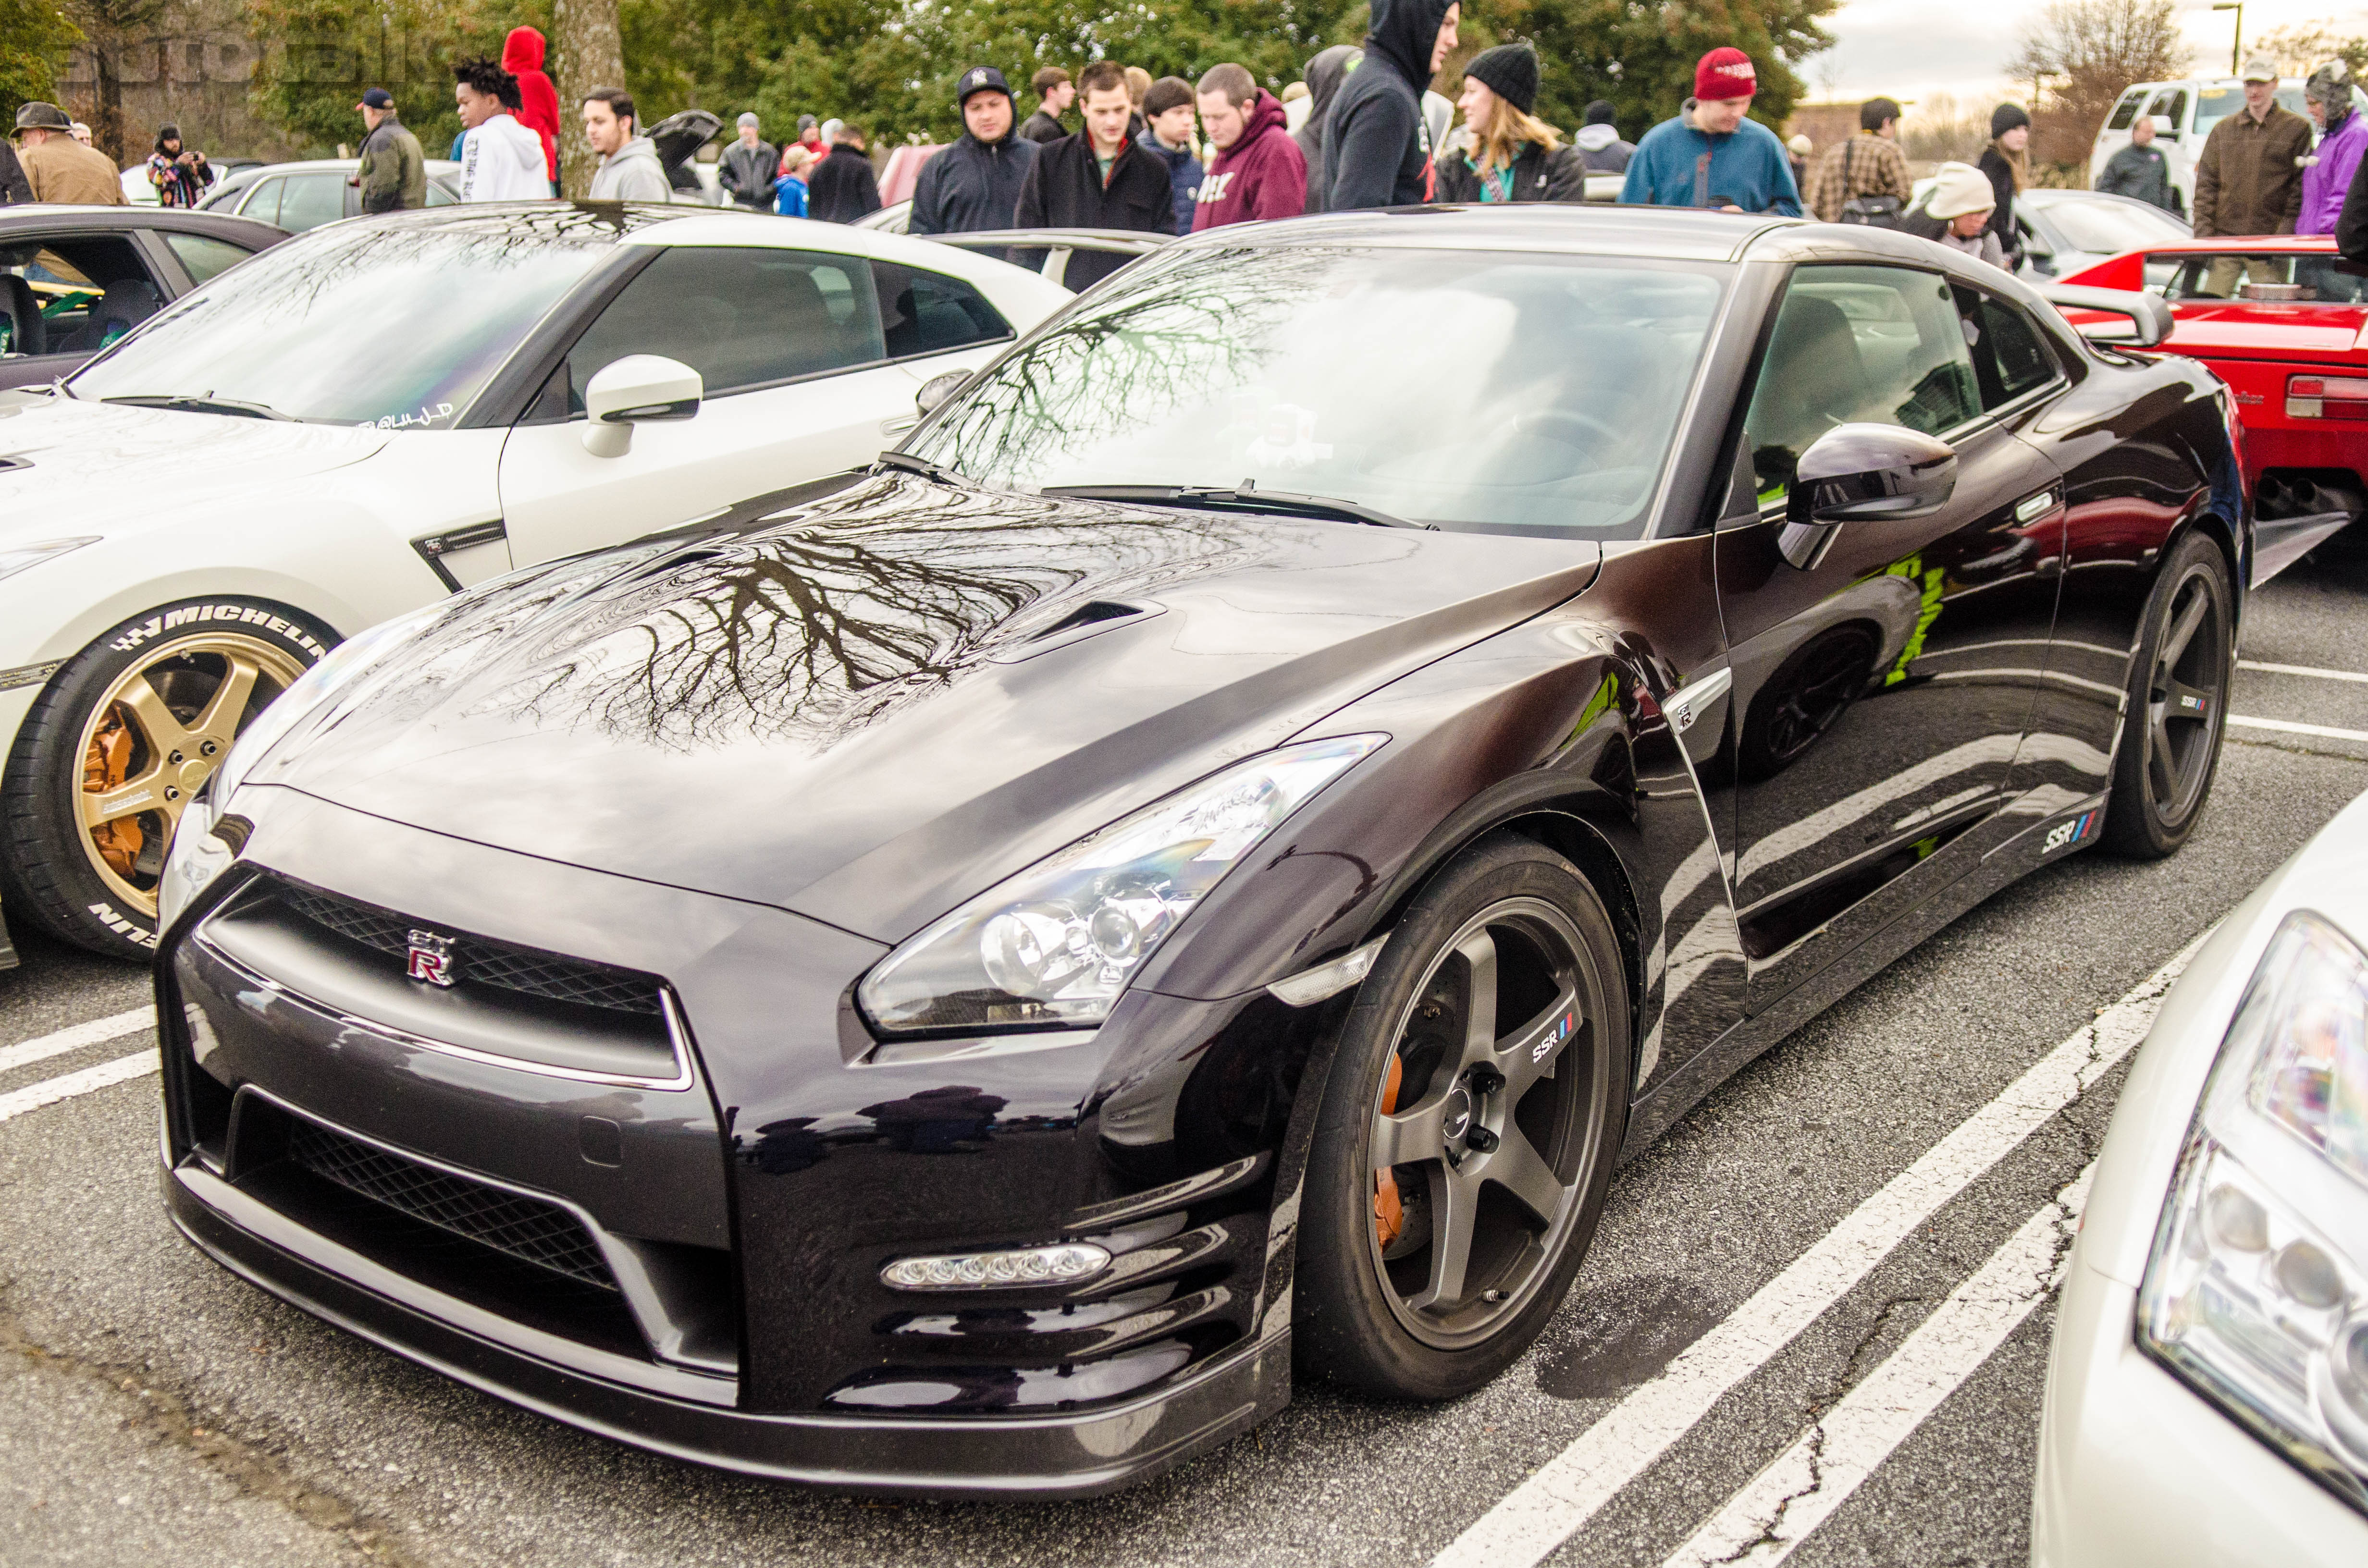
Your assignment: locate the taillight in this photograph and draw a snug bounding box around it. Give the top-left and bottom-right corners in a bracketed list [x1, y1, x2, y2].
[2287, 374, 2368, 418]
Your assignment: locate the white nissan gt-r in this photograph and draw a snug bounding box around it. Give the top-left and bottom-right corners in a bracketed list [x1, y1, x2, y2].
[0, 202, 1070, 963]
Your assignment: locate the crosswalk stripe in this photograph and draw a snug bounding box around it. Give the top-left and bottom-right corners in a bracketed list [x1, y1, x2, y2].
[2238, 659, 2368, 684]
[0, 1050, 160, 1124]
[0, 1007, 155, 1077]
[2228, 713, 2368, 743]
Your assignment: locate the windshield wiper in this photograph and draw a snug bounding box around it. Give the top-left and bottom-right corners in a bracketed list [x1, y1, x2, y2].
[1042, 481, 1434, 530]
[100, 394, 295, 422]
[876, 450, 959, 483]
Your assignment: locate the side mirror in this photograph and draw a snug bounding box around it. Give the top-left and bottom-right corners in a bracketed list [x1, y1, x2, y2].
[1778, 424, 1956, 568]
[581, 354, 702, 458]
[2148, 114, 2178, 137]
[915, 369, 968, 418]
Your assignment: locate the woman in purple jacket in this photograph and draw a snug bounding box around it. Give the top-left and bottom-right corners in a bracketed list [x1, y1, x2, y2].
[2303, 62, 2368, 236]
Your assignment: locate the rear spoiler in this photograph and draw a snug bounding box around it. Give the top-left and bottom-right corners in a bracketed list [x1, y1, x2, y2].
[2038, 284, 2175, 348]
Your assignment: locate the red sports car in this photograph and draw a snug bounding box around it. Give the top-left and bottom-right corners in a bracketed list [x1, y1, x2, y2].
[2060, 234, 2368, 575]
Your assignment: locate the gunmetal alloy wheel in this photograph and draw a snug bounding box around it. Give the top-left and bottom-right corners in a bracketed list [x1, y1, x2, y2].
[2, 600, 325, 958]
[1297, 834, 1627, 1399]
[2104, 533, 2232, 859]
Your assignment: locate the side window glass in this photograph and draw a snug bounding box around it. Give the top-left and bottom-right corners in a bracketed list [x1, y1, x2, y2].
[1962, 292, 2059, 407]
[276, 174, 345, 233]
[236, 177, 282, 224]
[871, 260, 1011, 358]
[2107, 89, 2146, 131]
[425, 180, 456, 207]
[14, 238, 163, 354]
[163, 232, 253, 287]
[1741, 265, 1982, 504]
[567, 246, 888, 410]
[2147, 89, 2188, 131]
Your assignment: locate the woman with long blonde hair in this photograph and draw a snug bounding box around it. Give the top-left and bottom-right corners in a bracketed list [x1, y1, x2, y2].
[1435, 43, 1587, 203]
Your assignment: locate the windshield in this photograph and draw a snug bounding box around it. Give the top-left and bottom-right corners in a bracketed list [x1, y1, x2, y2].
[2159, 250, 2368, 303]
[67, 210, 617, 428]
[2194, 85, 2308, 139]
[908, 245, 1728, 538]
[2031, 194, 2189, 255]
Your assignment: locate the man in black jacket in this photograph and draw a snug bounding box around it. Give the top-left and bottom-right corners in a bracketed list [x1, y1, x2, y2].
[808, 125, 883, 221]
[1019, 67, 1073, 144]
[912, 66, 1038, 235]
[717, 112, 778, 209]
[1316, 0, 1459, 211]
[1013, 59, 1175, 290]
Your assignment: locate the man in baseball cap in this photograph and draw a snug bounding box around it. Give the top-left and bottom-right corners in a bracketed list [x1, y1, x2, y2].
[910, 64, 1037, 238]
[351, 88, 426, 211]
[2193, 52, 2309, 266]
[12, 101, 126, 205]
[1618, 46, 1801, 215]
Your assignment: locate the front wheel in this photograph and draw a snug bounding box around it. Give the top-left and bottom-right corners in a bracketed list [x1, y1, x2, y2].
[2102, 532, 2232, 859]
[1295, 833, 1628, 1399]
[1, 600, 329, 958]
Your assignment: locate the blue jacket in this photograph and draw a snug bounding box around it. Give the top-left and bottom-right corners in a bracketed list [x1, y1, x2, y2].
[1136, 128, 1203, 233]
[1619, 104, 1802, 217]
[775, 175, 807, 217]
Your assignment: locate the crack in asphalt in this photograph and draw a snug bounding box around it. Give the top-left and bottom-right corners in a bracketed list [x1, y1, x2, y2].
[0, 1305, 425, 1566]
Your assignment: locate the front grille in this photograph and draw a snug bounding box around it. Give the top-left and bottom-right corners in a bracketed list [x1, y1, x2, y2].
[274, 880, 663, 1016]
[287, 1117, 618, 1291]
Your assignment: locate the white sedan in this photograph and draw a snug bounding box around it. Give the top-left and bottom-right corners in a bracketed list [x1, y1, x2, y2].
[0, 202, 1069, 962]
[2035, 789, 2368, 1563]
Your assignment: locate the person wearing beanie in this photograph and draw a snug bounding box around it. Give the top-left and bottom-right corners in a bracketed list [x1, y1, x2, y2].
[1435, 43, 1584, 204]
[718, 111, 779, 210]
[1192, 64, 1305, 228]
[1806, 95, 1909, 224]
[1294, 44, 1365, 210]
[1574, 99, 1633, 174]
[1315, 0, 1461, 211]
[1902, 160, 2007, 270]
[912, 67, 1037, 237]
[1976, 102, 2031, 266]
[2301, 61, 2365, 235]
[1140, 75, 1204, 232]
[501, 27, 562, 193]
[1619, 47, 1802, 215]
[147, 122, 213, 208]
[2095, 110, 2176, 212]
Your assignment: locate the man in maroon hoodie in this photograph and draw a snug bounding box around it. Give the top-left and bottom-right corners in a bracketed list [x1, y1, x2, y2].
[501, 26, 562, 193]
[1192, 64, 1307, 229]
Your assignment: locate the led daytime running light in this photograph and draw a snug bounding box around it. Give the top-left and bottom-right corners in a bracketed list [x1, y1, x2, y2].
[880, 1242, 1111, 1291]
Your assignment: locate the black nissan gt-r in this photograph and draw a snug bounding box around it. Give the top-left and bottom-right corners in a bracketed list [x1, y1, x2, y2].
[151, 206, 2241, 1495]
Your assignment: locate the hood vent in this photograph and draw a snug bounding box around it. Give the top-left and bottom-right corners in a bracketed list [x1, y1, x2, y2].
[994, 599, 1162, 664]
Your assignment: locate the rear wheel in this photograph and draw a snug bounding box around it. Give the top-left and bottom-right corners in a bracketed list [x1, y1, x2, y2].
[2102, 532, 2232, 858]
[1296, 833, 1627, 1399]
[2, 600, 327, 958]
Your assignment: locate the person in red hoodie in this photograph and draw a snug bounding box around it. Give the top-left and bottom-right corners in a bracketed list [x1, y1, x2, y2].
[1192, 64, 1307, 229]
[501, 26, 562, 193]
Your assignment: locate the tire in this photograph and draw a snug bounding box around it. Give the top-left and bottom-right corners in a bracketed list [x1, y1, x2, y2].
[1735, 623, 1884, 783]
[1, 599, 331, 959]
[1295, 832, 1628, 1400]
[2102, 532, 2233, 859]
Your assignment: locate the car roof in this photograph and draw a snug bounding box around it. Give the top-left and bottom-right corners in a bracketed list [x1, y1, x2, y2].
[0, 206, 287, 243]
[1165, 203, 1795, 263]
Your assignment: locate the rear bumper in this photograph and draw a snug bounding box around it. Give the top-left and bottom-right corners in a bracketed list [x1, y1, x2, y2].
[166, 1157, 1289, 1498]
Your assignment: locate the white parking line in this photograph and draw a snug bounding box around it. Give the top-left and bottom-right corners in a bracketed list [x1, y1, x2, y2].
[2228, 714, 2368, 743]
[0, 1006, 155, 1077]
[2238, 659, 2368, 684]
[0, 1049, 159, 1124]
[1431, 934, 2203, 1568]
[1657, 1169, 2093, 1568]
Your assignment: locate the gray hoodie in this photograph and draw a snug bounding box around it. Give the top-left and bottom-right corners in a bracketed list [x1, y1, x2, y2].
[590, 134, 671, 202]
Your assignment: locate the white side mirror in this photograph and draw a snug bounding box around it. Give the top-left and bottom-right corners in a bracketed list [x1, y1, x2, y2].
[581, 354, 703, 458]
[2149, 114, 2177, 137]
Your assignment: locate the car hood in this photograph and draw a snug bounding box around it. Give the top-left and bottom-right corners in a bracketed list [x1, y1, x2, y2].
[0, 392, 387, 538]
[258, 473, 1602, 941]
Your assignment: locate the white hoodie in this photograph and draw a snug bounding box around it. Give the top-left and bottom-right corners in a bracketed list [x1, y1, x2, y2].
[459, 112, 549, 201]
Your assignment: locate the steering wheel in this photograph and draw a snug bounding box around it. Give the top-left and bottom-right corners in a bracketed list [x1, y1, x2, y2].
[1513, 409, 1625, 451]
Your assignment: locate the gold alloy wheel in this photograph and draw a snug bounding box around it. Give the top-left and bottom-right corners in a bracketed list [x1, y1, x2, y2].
[72, 633, 308, 919]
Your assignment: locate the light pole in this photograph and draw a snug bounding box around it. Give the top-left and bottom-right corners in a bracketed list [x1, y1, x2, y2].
[2214, 2, 2243, 75]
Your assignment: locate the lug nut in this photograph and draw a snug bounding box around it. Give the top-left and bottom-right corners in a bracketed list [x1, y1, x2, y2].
[1468, 1065, 1505, 1097]
[199, 740, 218, 757]
[1465, 1126, 1499, 1153]
[163, 785, 180, 802]
[167, 749, 184, 765]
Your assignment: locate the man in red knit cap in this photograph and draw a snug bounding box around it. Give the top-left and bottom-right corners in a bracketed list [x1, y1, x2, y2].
[1618, 45, 1801, 215]
[502, 26, 562, 194]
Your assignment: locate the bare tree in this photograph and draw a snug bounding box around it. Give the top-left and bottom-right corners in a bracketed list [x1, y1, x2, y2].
[1900, 92, 1990, 163]
[62, 0, 164, 162]
[2251, 22, 2368, 79]
[550, 0, 624, 197]
[2007, 0, 2191, 151]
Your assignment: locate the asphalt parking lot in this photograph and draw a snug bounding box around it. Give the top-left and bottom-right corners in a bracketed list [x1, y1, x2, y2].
[4, 546, 2367, 1568]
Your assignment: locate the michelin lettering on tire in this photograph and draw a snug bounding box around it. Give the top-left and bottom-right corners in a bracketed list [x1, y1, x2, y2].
[111, 605, 330, 661]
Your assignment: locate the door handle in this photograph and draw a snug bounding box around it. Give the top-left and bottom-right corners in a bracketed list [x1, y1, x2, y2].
[2013, 486, 2062, 524]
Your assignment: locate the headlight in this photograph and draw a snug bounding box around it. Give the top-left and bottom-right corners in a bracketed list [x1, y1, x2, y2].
[2139, 910, 2368, 1513]
[858, 734, 1386, 1033]
[156, 787, 237, 932]
[210, 605, 443, 802]
[0, 537, 100, 585]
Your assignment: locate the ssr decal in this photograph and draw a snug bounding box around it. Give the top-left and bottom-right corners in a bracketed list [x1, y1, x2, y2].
[2043, 809, 2100, 856]
[110, 606, 330, 660]
[86, 900, 158, 948]
[1534, 1010, 1576, 1062]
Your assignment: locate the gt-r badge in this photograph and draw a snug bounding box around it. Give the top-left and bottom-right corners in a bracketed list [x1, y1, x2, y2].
[406, 930, 456, 987]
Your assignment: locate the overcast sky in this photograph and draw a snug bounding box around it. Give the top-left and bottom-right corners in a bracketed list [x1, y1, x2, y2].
[1815, 0, 2368, 112]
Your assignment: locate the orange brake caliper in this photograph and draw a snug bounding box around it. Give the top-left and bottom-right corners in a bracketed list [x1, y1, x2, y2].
[1374, 1052, 1405, 1248]
[83, 707, 142, 878]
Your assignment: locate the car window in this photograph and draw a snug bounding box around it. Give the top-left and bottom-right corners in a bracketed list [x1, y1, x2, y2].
[235, 177, 283, 223]
[565, 246, 888, 408]
[162, 232, 253, 286]
[871, 260, 1011, 359]
[2146, 88, 2189, 131]
[425, 181, 457, 207]
[275, 174, 346, 234]
[2195, 85, 2308, 139]
[2107, 88, 2146, 132]
[1959, 290, 2059, 408]
[2160, 251, 2368, 303]
[1741, 264, 1982, 505]
[2030, 195, 2188, 256]
[0, 235, 167, 356]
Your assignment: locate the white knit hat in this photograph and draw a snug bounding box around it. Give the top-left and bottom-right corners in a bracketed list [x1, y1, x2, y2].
[1925, 160, 1996, 221]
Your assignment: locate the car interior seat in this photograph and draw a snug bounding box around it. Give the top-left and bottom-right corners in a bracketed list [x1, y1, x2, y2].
[89, 278, 164, 347]
[0, 275, 48, 357]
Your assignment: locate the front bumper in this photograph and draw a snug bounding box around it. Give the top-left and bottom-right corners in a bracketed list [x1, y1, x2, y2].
[167, 1158, 1285, 1495]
